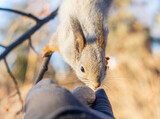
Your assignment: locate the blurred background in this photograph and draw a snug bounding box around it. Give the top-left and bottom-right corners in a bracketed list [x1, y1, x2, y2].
[0, 0, 160, 118]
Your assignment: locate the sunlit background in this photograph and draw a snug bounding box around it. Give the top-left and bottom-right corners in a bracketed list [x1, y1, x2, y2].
[0, 0, 160, 119]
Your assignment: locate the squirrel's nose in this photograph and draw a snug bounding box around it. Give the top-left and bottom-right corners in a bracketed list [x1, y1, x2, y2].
[93, 82, 101, 89]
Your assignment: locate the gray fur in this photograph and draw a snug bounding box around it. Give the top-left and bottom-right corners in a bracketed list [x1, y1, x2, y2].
[48, 0, 113, 89]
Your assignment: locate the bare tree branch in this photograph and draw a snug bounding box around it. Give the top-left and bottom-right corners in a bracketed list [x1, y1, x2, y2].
[3, 58, 23, 112]
[28, 37, 39, 55]
[34, 55, 51, 85]
[16, 108, 23, 115]
[0, 44, 7, 48]
[0, 7, 40, 22]
[0, 8, 58, 60]
[0, 7, 58, 101]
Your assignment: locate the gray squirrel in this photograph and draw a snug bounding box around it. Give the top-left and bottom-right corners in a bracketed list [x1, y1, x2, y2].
[42, 0, 113, 90]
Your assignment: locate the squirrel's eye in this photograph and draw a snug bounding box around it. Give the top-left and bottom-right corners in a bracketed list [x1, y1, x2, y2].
[81, 66, 85, 72]
[105, 66, 107, 71]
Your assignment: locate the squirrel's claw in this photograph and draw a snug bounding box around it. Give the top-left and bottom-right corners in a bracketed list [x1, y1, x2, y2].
[105, 57, 110, 70]
[105, 57, 110, 65]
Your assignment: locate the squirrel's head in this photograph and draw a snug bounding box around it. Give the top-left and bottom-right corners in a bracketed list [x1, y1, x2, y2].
[75, 44, 107, 90]
[71, 16, 107, 90]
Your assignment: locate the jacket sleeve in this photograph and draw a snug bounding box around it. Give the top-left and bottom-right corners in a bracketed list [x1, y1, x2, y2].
[92, 89, 115, 119]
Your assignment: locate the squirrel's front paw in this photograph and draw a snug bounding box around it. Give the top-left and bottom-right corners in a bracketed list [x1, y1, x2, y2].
[105, 57, 110, 70]
[42, 45, 53, 57]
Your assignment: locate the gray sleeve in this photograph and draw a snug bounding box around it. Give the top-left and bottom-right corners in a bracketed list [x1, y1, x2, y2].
[24, 79, 115, 119]
[92, 89, 115, 119]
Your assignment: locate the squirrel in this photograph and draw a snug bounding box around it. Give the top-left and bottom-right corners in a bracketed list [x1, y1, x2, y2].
[42, 0, 113, 90]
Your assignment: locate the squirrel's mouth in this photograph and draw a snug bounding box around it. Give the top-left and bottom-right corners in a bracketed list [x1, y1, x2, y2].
[78, 76, 101, 90]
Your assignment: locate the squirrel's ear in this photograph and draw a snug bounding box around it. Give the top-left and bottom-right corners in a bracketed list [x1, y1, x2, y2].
[96, 14, 105, 50]
[74, 32, 86, 54]
[71, 17, 86, 54]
